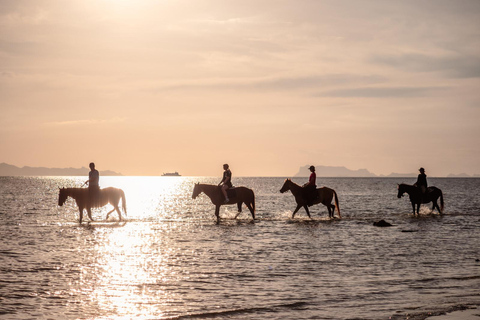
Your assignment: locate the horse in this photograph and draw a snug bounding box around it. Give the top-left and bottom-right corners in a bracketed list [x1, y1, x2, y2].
[192, 183, 255, 223]
[58, 187, 127, 223]
[397, 183, 444, 215]
[280, 179, 341, 219]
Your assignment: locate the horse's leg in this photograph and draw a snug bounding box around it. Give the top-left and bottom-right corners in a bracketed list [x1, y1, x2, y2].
[115, 205, 123, 221]
[78, 207, 84, 224]
[325, 204, 332, 218]
[433, 201, 440, 214]
[416, 203, 421, 215]
[215, 205, 220, 224]
[303, 205, 312, 219]
[330, 204, 336, 218]
[234, 202, 242, 219]
[105, 208, 116, 220]
[87, 207, 94, 221]
[292, 204, 303, 219]
[245, 202, 255, 220]
[411, 202, 416, 215]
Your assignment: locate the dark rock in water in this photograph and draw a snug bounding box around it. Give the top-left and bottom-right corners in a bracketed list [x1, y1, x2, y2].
[373, 219, 393, 227]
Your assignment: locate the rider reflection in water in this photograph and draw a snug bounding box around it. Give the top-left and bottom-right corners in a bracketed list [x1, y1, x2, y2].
[84, 162, 100, 207]
[219, 164, 232, 203]
[303, 165, 317, 206]
[415, 167, 428, 194]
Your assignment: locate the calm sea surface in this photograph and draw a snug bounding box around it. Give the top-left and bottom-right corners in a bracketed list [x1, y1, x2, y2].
[0, 176, 479, 320]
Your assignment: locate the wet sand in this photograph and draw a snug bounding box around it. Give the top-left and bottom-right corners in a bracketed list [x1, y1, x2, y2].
[426, 307, 480, 320]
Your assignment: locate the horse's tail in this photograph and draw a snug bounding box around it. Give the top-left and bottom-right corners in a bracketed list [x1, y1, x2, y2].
[121, 189, 127, 216]
[252, 191, 256, 214]
[439, 189, 444, 213]
[333, 190, 341, 218]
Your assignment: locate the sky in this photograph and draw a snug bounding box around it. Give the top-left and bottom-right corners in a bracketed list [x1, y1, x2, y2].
[1, 0, 479, 176]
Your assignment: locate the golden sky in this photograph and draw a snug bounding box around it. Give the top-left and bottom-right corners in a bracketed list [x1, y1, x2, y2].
[1, 0, 479, 176]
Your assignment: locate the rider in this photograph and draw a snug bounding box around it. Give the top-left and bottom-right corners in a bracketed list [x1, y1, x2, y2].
[84, 162, 100, 207]
[219, 164, 232, 203]
[414, 167, 428, 195]
[303, 165, 317, 206]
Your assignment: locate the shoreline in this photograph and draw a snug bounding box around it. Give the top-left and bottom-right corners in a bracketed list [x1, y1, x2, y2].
[425, 306, 480, 320]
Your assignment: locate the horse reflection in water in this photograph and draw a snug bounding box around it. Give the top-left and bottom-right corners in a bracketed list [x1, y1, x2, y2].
[192, 183, 255, 223]
[397, 183, 444, 215]
[280, 179, 341, 219]
[58, 187, 127, 223]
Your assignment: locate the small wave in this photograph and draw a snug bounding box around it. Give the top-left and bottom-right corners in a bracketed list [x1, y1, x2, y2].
[167, 301, 309, 319]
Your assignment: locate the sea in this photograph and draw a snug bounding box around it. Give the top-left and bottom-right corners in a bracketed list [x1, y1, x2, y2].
[0, 176, 479, 320]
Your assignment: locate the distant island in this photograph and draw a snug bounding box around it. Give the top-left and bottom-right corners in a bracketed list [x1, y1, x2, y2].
[0, 163, 122, 176]
[294, 165, 480, 178]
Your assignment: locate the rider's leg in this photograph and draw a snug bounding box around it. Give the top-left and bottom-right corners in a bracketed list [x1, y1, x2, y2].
[222, 185, 229, 203]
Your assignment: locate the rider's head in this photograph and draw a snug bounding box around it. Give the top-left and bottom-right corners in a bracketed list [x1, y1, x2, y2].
[419, 167, 425, 173]
[89, 162, 96, 170]
[223, 164, 229, 170]
[309, 165, 315, 172]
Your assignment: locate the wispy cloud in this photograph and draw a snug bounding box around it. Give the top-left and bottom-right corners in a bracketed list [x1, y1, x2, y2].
[370, 53, 480, 79]
[147, 74, 385, 93]
[319, 86, 449, 98]
[45, 117, 127, 127]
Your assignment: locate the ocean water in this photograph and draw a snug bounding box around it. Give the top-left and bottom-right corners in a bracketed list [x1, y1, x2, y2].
[0, 176, 479, 320]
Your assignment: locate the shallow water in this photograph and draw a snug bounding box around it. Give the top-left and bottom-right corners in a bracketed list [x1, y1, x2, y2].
[0, 176, 479, 319]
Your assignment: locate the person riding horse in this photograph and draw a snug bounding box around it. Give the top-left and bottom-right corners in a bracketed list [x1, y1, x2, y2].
[218, 164, 232, 203]
[303, 165, 317, 206]
[83, 162, 100, 207]
[414, 167, 428, 196]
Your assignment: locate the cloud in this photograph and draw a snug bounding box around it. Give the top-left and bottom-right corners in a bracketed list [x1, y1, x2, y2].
[370, 53, 480, 79]
[147, 74, 385, 93]
[319, 86, 448, 98]
[44, 117, 127, 127]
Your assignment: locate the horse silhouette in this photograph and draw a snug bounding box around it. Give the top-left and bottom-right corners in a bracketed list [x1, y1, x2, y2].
[192, 183, 255, 223]
[397, 183, 444, 215]
[58, 187, 127, 223]
[280, 179, 341, 219]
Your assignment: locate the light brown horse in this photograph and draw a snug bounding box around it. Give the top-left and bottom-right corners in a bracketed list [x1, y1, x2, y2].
[280, 179, 341, 219]
[58, 187, 127, 223]
[192, 183, 255, 223]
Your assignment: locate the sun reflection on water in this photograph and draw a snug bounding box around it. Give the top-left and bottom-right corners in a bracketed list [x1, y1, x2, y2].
[81, 223, 177, 319]
[68, 177, 204, 319]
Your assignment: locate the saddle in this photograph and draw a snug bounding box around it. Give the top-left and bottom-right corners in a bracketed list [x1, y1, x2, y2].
[226, 187, 237, 198]
[302, 185, 318, 206]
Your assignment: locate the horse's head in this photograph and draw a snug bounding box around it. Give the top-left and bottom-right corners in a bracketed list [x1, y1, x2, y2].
[280, 179, 291, 193]
[192, 183, 201, 199]
[397, 184, 406, 198]
[58, 188, 68, 206]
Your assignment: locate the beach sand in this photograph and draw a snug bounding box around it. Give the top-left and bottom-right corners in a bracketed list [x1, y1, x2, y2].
[426, 307, 480, 320]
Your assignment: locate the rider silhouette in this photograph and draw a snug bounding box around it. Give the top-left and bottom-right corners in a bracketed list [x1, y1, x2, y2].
[219, 164, 232, 203]
[414, 167, 428, 195]
[303, 165, 317, 206]
[84, 162, 100, 207]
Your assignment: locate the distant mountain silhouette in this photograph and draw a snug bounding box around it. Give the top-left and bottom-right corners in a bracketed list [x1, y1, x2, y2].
[0, 163, 122, 176]
[294, 165, 479, 178]
[294, 165, 376, 177]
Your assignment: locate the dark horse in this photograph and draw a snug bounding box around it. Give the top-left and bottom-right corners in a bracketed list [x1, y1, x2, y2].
[58, 187, 127, 223]
[397, 183, 444, 215]
[280, 179, 341, 219]
[192, 183, 255, 223]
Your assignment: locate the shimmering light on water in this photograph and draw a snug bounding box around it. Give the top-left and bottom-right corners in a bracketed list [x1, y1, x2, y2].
[0, 176, 479, 320]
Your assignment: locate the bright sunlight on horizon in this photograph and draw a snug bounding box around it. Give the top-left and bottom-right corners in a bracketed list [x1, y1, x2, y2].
[1, 1, 479, 177]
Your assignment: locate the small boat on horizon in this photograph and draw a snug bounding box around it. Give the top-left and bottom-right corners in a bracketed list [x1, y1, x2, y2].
[162, 172, 181, 177]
